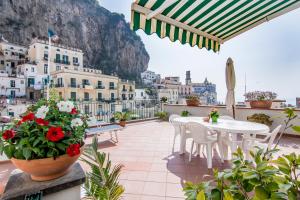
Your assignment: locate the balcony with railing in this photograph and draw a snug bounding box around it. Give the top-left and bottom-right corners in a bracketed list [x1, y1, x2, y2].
[54, 84, 64, 88]
[109, 86, 117, 90]
[96, 85, 105, 89]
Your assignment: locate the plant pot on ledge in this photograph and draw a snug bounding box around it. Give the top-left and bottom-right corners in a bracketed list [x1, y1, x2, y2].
[186, 99, 200, 106]
[250, 100, 272, 109]
[11, 147, 83, 181]
[119, 120, 126, 127]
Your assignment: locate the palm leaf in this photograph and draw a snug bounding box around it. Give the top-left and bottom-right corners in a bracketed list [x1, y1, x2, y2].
[81, 136, 124, 200]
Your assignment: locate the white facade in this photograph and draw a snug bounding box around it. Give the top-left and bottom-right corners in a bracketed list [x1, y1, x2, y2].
[135, 89, 150, 100]
[18, 63, 47, 90]
[141, 70, 160, 85]
[157, 88, 179, 104]
[0, 71, 26, 97]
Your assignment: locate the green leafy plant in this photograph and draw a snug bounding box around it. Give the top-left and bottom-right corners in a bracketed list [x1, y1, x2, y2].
[186, 95, 200, 101]
[155, 111, 169, 121]
[247, 113, 273, 126]
[183, 147, 300, 200]
[0, 99, 87, 160]
[81, 136, 124, 200]
[181, 110, 190, 117]
[160, 96, 168, 103]
[114, 112, 131, 122]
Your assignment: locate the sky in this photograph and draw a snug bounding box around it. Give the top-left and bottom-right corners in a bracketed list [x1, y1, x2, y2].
[100, 0, 300, 105]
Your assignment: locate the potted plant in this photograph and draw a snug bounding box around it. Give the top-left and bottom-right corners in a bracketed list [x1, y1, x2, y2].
[244, 91, 277, 109]
[155, 111, 169, 121]
[181, 110, 190, 117]
[160, 96, 168, 103]
[210, 108, 219, 123]
[186, 95, 200, 106]
[247, 113, 273, 126]
[114, 111, 131, 127]
[0, 99, 87, 181]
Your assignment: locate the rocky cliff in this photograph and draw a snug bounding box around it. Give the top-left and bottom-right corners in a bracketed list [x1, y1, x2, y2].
[0, 0, 149, 82]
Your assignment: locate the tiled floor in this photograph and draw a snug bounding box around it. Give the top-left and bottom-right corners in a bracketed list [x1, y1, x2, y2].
[1, 120, 300, 199]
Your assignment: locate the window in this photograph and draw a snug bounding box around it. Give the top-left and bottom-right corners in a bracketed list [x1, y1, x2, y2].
[84, 92, 89, 101]
[97, 93, 102, 101]
[10, 80, 15, 88]
[44, 52, 48, 60]
[73, 57, 78, 64]
[109, 82, 115, 89]
[70, 78, 76, 87]
[111, 93, 115, 100]
[45, 46, 48, 49]
[56, 49, 60, 52]
[122, 85, 126, 91]
[27, 78, 35, 87]
[82, 79, 90, 86]
[97, 81, 102, 88]
[10, 90, 16, 98]
[56, 65, 61, 71]
[55, 54, 60, 62]
[31, 67, 34, 72]
[0, 60, 4, 64]
[44, 64, 48, 74]
[84, 105, 89, 114]
[62, 55, 69, 64]
[57, 78, 63, 87]
[141, 92, 143, 97]
[70, 92, 76, 100]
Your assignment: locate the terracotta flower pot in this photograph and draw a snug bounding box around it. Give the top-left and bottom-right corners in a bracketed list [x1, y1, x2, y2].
[119, 120, 126, 127]
[186, 99, 200, 106]
[250, 100, 272, 109]
[10, 148, 83, 181]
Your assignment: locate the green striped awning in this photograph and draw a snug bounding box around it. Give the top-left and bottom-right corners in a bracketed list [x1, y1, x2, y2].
[131, 0, 300, 52]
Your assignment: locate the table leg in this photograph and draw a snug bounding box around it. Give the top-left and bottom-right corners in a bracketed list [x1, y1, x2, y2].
[179, 125, 186, 155]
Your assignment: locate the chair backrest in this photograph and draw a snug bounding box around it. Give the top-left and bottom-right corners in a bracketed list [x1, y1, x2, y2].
[169, 114, 181, 134]
[186, 122, 210, 143]
[169, 114, 180, 123]
[267, 125, 282, 149]
[219, 115, 234, 120]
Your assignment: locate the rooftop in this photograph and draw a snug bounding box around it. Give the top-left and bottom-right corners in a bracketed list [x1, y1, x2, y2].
[1, 120, 299, 199]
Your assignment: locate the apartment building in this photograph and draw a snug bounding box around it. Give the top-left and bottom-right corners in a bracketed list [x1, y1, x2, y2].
[0, 71, 26, 97]
[51, 68, 119, 102]
[17, 63, 47, 100]
[0, 40, 27, 76]
[119, 80, 135, 100]
[27, 38, 83, 74]
[157, 88, 179, 104]
[141, 70, 160, 85]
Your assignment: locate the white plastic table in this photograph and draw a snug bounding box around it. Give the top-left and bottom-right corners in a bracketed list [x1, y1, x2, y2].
[173, 117, 270, 157]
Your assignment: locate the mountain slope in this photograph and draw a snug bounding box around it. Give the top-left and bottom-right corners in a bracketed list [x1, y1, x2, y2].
[0, 0, 149, 82]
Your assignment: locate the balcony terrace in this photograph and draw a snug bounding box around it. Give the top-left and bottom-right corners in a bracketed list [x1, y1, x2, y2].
[0, 120, 299, 198]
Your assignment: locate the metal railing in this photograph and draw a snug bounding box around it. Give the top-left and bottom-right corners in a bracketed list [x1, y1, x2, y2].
[76, 100, 162, 123]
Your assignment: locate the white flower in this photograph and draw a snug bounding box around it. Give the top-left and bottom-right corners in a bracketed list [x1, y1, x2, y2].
[57, 101, 75, 112]
[36, 106, 49, 119]
[71, 118, 83, 128]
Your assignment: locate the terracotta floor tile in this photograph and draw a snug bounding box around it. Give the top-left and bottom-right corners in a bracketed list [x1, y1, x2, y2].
[127, 171, 148, 181]
[146, 171, 167, 183]
[141, 195, 166, 200]
[150, 163, 168, 172]
[166, 183, 185, 198]
[123, 180, 145, 195]
[142, 182, 166, 196]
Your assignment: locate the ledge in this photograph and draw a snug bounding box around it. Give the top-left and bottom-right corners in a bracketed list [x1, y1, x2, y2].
[164, 104, 300, 111]
[1, 163, 85, 200]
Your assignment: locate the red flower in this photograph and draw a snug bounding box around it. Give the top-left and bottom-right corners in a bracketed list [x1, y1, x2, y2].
[35, 118, 49, 126]
[66, 143, 81, 157]
[2, 129, 16, 140]
[70, 108, 78, 115]
[22, 112, 35, 122]
[17, 120, 23, 126]
[46, 127, 64, 142]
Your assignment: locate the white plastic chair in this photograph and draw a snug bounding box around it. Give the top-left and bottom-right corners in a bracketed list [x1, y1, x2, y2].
[243, 125, 282, 159]
[169, 114, 181, 152]
[187, 122, 224, 169]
